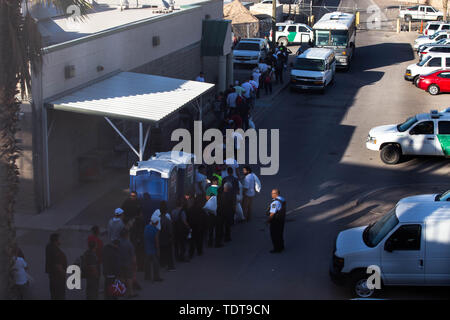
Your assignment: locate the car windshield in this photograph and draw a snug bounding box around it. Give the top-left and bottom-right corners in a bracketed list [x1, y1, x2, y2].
[315, 30, 348, 47]
[293, 58, 324, 71]
[235, 42, 260, 51]
[363, 207, 399, 247]
[436, 190, 450, 201]
[430, 32, 442, 40]
[397, 116, 418, 132]
[418, 55, 431, 66]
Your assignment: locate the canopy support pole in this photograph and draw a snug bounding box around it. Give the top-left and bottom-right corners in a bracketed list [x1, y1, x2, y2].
[104, 117, 140, 158]
[139, 122, 143, 161]
[142, 125, 151, 158]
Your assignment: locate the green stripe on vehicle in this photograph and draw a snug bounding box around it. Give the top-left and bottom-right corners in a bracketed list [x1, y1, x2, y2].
[437, 135, 450, 156]
[288, 32, 296, 42]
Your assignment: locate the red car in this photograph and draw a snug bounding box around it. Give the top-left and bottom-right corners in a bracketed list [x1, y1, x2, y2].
[417, 69, 450, 95]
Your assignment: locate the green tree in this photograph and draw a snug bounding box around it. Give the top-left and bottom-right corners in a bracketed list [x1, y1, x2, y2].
[0, 0, 91, 299]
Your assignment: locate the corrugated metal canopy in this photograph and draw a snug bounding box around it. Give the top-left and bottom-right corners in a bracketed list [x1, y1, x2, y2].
[48, 72, 215, 122]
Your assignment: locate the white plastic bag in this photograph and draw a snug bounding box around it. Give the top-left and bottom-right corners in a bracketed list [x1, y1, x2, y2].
[253, 173, 262, 193]
[236, 181, 243, 202]
[235, 202, 245, 222]
[203, 196, 217, 215]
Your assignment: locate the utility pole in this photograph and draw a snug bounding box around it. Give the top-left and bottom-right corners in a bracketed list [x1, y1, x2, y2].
[272, 0, 277, 48]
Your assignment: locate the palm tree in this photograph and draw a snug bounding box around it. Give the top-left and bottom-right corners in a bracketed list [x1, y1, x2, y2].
[0, 0, 91, 299]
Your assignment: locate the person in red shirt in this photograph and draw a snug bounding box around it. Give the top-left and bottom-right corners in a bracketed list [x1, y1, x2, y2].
[88, 226, 103, 264]
[230, 110, 243, 129]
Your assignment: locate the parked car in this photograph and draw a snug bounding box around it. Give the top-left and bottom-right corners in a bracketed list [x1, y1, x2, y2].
[414, 30, 450, 49]
[366, 110, 450, 164]
[330, 196, 450, 298]
[270, 22, 314, 46]
[289, 48, 335, 93]
[418, 44, 450, 60]
[417, 69, 450, 95]
[417, 38, 450, 54]
[233, 38, 269, 66]
[423, 21, 450, 36]
[399, 5, 444, 22]
[404, 52, 450, 86]
[435, 190, 450, 201]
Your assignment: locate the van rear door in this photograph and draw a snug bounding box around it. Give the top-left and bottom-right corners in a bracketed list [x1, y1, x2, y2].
[425, 220, 450, 285]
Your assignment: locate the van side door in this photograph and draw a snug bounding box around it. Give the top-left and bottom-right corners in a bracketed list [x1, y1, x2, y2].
[381, 224, 425, 285]
[425, 220, 450, 285]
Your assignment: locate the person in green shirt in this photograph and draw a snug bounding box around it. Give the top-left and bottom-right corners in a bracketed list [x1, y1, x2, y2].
[206, 176, 219, 200]
[212, 166, 222, 187]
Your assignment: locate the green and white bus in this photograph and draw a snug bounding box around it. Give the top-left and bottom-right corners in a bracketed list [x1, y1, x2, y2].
[313, 12, 356, 71]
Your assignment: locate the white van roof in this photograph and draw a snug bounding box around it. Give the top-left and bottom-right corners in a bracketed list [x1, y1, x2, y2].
[298, 48, 334, 60]
[396, 202, 450, 223]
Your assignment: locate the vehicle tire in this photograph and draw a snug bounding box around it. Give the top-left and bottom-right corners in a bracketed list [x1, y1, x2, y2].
[278, 37, 288, 47]
[437, 16, 443, 21]
[349, 271, 380, 298]
[404, 15, 412, 22]
[413, 76, 420, 87]
[380, 144, 402, 165]
[428, 84, 440, 95]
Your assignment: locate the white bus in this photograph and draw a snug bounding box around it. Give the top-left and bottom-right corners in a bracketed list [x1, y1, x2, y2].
[313, 12, 356, 71]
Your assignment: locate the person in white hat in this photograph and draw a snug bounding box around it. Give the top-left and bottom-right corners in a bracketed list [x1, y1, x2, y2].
[107, 208, 125, 242]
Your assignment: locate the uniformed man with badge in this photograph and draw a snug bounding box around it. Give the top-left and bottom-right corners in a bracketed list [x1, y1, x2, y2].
[266, 189, 286, 253]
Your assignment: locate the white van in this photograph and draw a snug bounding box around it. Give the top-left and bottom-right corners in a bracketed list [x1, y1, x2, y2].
[330, 197, 450, 298]
[414, 30, 450, 49]
[290, 48, 336, 93]
[404, 52, 450, 86]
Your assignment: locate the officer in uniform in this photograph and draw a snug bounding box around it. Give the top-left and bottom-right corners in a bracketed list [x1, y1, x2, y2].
[266, 189, 286, 253]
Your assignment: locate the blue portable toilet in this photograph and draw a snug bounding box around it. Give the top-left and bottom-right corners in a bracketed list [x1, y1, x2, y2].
[151, 151, 196, 200]
[129, 159, 178, 218]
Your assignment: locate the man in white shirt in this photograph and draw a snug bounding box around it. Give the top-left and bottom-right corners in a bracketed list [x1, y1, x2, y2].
[242, 166, 256, 222]
[241, 80, 253, 100]
[13, 252, 29, 299]
[195, 72, 205, 82]
[226, 88, 238, 110]
[258, 62, 268, 73]
[195, 165, 208, 197]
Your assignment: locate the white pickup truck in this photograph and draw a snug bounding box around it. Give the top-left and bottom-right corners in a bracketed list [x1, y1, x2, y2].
[399, 5, 444, 22]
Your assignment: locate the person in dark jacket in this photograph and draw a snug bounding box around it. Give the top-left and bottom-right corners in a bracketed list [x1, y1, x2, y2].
[171, 197, 190, 262]
[121, 191, 142, 225]
[186, 196, 207, 258]
[45, 233, 67, 300]
[159, 201, 175, 271]
[141, 192, 153, 224]
[216, 182, 236, 247]
[83, 240, 100, 300]
[102, 240, 121, 300]
[130, 210, 146, 272]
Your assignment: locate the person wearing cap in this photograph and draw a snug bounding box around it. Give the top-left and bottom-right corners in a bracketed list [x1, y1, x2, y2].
[144, 215, 163, 282]
[107, 208, 125, 242]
